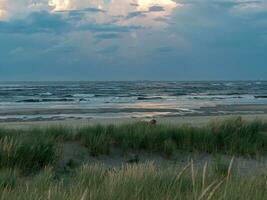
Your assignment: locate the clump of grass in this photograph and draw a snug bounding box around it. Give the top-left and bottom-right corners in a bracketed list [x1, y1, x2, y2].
[0, 162, 266, 200]
[75, 164, 106, 187]
[162, 139, 177, 158]
[109, 117, 267, 156]
[0, 169, 19, 190]
[43, 126, 72, 142]
[212, 155, 231, 177]
[0, 136, 57, 173]
[5, 117, 262, 158]
[77, 125, 112, 156]
[208, 117, 267, 155]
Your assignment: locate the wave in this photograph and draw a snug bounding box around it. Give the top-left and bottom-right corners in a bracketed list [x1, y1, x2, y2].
[254, 95, 267, 99]
[190, 95, 243, 100]
[137, 96, 163, 100]
[17, 98, 75, 103]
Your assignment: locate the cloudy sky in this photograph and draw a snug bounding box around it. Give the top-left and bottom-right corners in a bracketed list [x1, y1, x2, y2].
[0, 0, 267, 81]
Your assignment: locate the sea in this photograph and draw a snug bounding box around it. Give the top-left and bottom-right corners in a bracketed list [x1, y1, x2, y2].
[0, 81, 267, 121]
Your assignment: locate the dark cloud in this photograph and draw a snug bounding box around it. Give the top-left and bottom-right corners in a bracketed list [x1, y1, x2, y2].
[154, 17, 169, 22]
[0, 11, 142, 35]
[130, 3, 139, 7]
[0, 11, 70, 34]
[56, 7, 105, 21]
[126, 5, 164, 19]
[80, 23, 141, 33]
[55, 7, 105, 13]
[126, 11, 146, 19]
[149, 6, 165, 12]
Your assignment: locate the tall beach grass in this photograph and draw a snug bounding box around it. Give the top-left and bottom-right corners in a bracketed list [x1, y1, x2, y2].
[74, 117, 267, 157]
[0, 117, 266, 163]
[0, 161, 266, 200]
[0, 117, 266, 199]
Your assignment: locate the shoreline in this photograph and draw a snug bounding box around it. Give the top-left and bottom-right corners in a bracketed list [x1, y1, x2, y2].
[1, 103, 267, 116]
[0, 103, 267, 119]
[1, 103, 267, 129]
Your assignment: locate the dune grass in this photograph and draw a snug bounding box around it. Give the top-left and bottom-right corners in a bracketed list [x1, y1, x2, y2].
[0, 162, 266, 200]
[74, 117, 267, 157]
[0, 117, 266, 166]
[0, 117, 266, 199]
[0, 129, 57, 173]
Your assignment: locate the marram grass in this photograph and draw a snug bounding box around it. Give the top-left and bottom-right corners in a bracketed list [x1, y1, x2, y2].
[0, 117, 266, 169]
[75, 117, 267, 157]
[0, 117, 266, 199]
[0, 162, 266, 200]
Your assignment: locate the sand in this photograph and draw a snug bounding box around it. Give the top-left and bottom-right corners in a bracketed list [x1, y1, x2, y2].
[1, 103, 267, 129]
[1, 113, 267, 129]
[57, 141, 267, 176]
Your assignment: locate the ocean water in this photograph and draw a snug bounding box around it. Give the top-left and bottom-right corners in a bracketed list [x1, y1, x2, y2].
[0, 81, 267, 121]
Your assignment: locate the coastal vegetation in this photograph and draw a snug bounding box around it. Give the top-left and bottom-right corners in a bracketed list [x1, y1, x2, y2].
[0, 117, 266, 199]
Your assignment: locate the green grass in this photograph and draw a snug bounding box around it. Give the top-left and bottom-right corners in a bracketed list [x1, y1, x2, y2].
[212, 155, 233, 177]
[74, 117, 267, 157]
[77, 125, 113, 156]
[0, 162, 266, 200]
[0, 117, 266, 199]
[163, 139, 177, 158]
[0, 133, 57, 173]
[0, 169, 19, 190]
[0, 117, 266, 164]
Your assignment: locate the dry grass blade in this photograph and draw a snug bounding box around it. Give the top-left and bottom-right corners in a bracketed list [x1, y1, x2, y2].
[207, 179, 224, 200]
[198, 180, 219, 200]
[166, 162, 191, 193]
[167, 162, 191, 186]
[227, 157, 235, 179]
[80, 189, 88, 200]
[191, 159, 195, 190]
[224, 156, 235, 198]
[202, 162, 208, 191]
[175, 163, 191, 182]
[48, 188, 51, 200]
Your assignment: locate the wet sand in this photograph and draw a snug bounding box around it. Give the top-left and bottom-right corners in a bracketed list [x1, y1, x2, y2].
[1, 104, 267, 116]
[1, 103, 267, 129]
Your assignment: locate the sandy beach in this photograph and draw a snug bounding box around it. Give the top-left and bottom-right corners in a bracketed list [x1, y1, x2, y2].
[1, 113, 267, 129]
[1, 104, 267, 117]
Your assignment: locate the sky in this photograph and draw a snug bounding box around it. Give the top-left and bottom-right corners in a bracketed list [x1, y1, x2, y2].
[0, 0, 267, 81]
